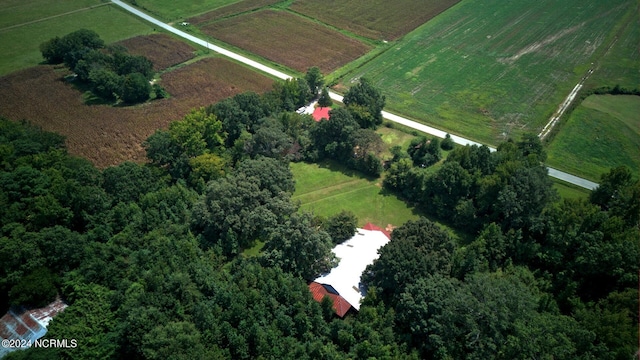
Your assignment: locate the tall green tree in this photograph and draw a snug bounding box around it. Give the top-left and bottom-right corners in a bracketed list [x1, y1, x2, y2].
[343, 78, 385, 129]
[262, 212, 336, 280]
[362, 217, 456, 302]
[305, 66, 324, 96]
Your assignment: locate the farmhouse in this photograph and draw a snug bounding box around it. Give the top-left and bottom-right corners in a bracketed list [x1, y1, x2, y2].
[0, 299, 67, 357]
[309, 223, 391, 317]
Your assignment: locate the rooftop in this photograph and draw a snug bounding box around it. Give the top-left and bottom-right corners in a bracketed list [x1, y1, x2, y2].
[312, 223, 391, 312]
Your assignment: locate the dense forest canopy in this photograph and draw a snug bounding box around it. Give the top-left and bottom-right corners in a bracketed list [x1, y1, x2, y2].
[1, 70, 637, 359]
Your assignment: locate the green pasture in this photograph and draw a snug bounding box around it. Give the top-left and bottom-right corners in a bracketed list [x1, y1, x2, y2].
[291, 161, 420, 228]
[340, 0, 635, 146]
[129, 0, 239, 21]
[0, 5, 155, 76]
[546, 95, 640, 181]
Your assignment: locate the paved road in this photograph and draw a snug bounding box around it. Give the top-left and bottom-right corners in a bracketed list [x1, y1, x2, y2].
[110, 0, 599, 191]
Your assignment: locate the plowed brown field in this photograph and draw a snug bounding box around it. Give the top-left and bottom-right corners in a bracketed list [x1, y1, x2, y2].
[0, 58, 273, 168]
[290, 0, 461, 40]
[200, 10, 371, 73]
[117, 33, 196, 71]
[188, 0, 280, 25]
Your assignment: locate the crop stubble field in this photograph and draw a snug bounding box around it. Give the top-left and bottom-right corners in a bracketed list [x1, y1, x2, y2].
[188, 0, 281, 25]
[290, 0, 460, 40]
[0, 57, 273, 168]
[117, 34, 197, 71]
[0, 3, 154, 76]
[546, 95, 640, 181]
[200, 10, 371, 74]
[340, 0, 635, 145]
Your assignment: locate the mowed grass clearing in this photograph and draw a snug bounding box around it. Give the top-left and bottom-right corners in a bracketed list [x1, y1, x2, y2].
[0, 4, 155, 76]
[0, 57, 274, 168]
[200, 10, 371, 73]
[290, 0, 460, 41]
[291, 161, 419, 228]
[546, 95, 640, 181]
[340, 0, 635, 145]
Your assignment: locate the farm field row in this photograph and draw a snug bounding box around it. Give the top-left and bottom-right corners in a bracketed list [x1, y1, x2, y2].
[584, 4, 640, 90]
[290, 0, 460, 41]
[200, 9, 371, 74]
[116, 33, 197, 71]
[546, 95, 640, 181]
[339, 0, 635, 146]
[0, 56, 273, 168]
[0, 4, 154, 76]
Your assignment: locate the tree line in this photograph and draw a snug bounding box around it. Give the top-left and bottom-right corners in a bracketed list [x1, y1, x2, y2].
[1, 69, 637, 359]
[40, 29, 165, 104]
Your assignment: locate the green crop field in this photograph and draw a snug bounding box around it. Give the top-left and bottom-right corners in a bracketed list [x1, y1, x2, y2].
[0, 4, 155, 76]
[128, 0, 238, 21]
[339, 0, 635, 146]
[546, 95, 640, 181]
[584, 6, 640, 90]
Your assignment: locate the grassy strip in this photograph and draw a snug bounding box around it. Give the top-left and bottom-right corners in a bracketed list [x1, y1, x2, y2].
[553, 179, 590, 200]
[0, 4, 155, 76]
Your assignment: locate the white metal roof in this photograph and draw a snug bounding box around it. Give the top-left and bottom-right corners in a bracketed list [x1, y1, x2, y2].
[314, 228, 390, 310]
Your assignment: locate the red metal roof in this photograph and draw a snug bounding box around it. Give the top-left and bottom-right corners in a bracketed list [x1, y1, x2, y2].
[309, 282, 352, 317]
[362, 222, 391, 239]
[312, 107, 331, 122]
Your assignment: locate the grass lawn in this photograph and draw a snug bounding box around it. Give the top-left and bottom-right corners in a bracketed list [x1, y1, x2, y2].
[339, 0, 635, 146]
[128, 0, 238, 22]
[377, 126, 418, 160]
[0, 4, 155, 76]
[291, 161, 419, 228]
[546, 95, 640, 181]
[291, 160, 471, 243]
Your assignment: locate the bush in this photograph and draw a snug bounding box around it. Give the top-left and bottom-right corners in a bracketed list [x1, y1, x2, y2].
[121, 72, 151, 104]
[441, 133, 455, 150]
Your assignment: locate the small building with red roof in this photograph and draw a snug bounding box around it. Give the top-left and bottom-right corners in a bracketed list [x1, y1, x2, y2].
[312, 107, 331, 122]
[309, 223, 391, 317]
